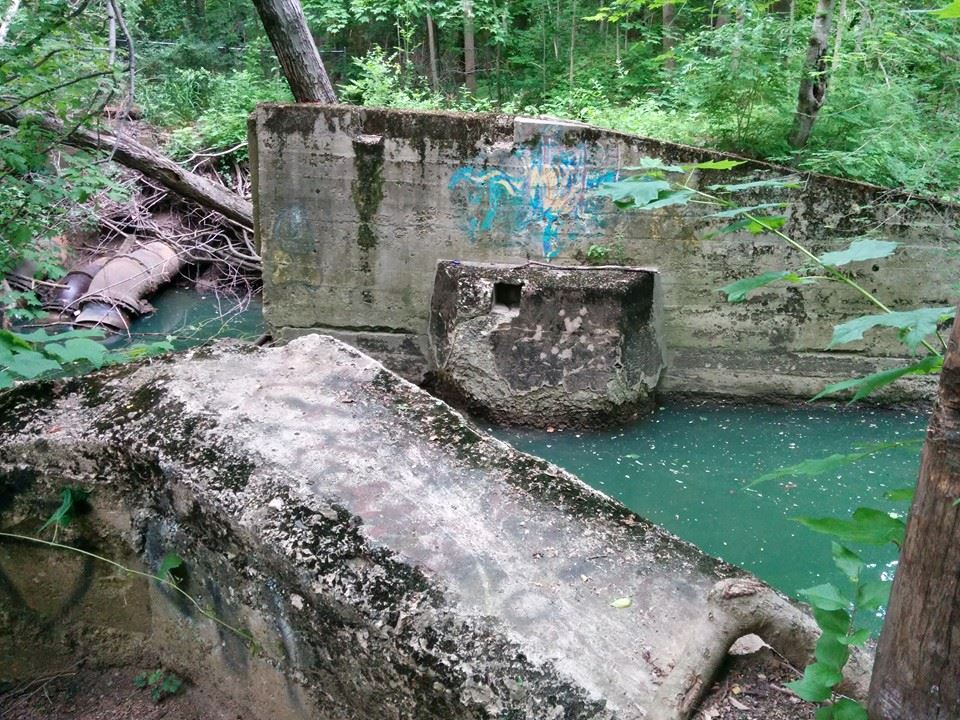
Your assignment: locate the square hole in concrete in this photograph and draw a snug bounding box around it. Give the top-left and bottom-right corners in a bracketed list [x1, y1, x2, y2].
[492, 282, 523, 312]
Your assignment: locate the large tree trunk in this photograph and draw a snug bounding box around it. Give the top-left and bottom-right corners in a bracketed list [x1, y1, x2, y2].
[868, 309, 960, 719]
[426, 13, 439, 92]
[462, 0, 476, 92]
[249, 0, 336, 103]
[787, 0, 835, 148]
[0, 108, 252, 226]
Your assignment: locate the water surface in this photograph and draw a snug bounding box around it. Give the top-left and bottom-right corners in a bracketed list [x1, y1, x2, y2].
[494, 402, 927, 630]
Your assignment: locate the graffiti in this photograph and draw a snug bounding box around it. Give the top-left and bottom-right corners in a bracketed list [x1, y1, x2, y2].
[449, 138, 617, 258]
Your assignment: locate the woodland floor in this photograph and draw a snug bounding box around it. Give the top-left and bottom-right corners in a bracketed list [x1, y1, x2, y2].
[0, 645, 814, 720]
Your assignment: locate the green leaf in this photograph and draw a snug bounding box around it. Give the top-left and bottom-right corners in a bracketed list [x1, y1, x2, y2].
[856, 580, 891, 612]
[830, 307, 956, 351]
[932, 0, 960, 18]
[146, 669, 164, 685]
[885, 487, 915, 502]
[839, 628, 871, 646]
[793, 507, 906, 547]
[597, 178, 674, 208]
[815, 631, 850, 672]
[133, 672, 149, 688]
[833, 698, 869, 720]
[38, 487, 89, 535]
[11, 328, 104, 344]
[811, 356, 943, 402]
[816, 706, 835, 720]
[622, 158, 685, 173]
[685, 159, 748, 171]
[157, 553, 184, 584]
[719, 271, 813, 303]
[814, 607, 851, 635]
[159, 673, 183, 695]
[708, 202, 788, 218]
[799, 583, 849, 611]
[0, 371, 13, 389]
[748, 439, 924, 486]
[720, 215, 787, 234]
[45, 337, 109, 368]
[818, 239, 899, 267]
[609, 597, 632, 608]
[3, 349, 61, 379]
[831, 543, 863, 581]
[706, 176, 803, 192]
[786, 663, 840, 702]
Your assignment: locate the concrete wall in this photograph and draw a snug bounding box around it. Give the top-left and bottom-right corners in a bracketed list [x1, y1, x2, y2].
[250, 104, 960, 401]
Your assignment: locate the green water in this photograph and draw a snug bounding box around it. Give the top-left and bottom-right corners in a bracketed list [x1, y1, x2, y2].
[107, 287, 265, 350]
[493, 403, 927, 629]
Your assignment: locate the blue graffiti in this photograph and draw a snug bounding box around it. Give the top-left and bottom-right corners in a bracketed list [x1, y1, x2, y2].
[449, 139, 617, 258]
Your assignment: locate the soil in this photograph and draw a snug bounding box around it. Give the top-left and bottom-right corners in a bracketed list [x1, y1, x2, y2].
[0, 641, 821, 720]
[0, 665, 246, 720]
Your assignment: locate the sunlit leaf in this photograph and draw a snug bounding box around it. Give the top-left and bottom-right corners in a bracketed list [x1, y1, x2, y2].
[884, 487, 915, 502]
[707, 176, 803, 192]
[811, 355, 943, 402]
[609, 597, 632, 608]
[786, 662, 840, 701]
[45, 337, 110, 368]
[832, 698, 869, 720]
[4, 349, 62, 379]
[157, 552, 185, 585]
[830, 307, 955, 351]
[793, 508, 906, 547]
[932, 0, 960, 18]
[856, 580, 891, 612]
[818, 239, 899, 267]
[831, 543, 863, 581]
[839, 628, 871, 647]
[597, 178, 675, 208]
[685, 159, 748, 171]
[799, 583, 849, 611]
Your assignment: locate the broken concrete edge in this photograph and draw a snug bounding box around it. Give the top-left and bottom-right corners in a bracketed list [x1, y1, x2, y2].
[0, 337, 871, 719]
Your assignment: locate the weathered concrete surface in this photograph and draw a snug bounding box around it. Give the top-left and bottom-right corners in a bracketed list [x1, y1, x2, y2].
[250, 105, 959, 402]
[430, 261, 664, 426]
[0, 337, 847, 719]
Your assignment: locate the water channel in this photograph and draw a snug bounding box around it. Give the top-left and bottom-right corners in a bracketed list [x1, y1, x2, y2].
[131, 290, 925, 632]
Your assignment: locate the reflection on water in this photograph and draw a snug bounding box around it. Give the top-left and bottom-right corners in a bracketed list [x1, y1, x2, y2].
[493, 402, 927, 631]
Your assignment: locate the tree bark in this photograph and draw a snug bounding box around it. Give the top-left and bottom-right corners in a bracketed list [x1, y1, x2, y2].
[662, 2, 676, 72]
[787, 0, 835, 149]
[869, 309, 960, 720]
[0, 108, 252, 226]
[249, 0, 336, 103]
[462, 0, 476, 92]
[426, 13, 439, 92]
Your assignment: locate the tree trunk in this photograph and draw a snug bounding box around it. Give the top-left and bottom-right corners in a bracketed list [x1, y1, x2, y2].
[0, 108, 252, 226]
[249, 0, 336, 103]
[662, 2, 676, 72]
[106, 0, 116, 67]
[0, 0, 22, 45]
[426, 13, 439, 92]
[868, 309, 960, 720]
[787, 0, 835, 149]
[568, 0, 576, 90]
[462, 0, 476, 92]
[831, 0, 847, 70]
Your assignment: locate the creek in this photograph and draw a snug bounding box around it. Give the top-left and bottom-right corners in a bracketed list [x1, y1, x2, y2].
[493, 402, 927, 632]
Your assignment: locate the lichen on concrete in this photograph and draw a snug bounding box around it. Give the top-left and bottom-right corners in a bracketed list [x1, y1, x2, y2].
[0, 337, 854, 718]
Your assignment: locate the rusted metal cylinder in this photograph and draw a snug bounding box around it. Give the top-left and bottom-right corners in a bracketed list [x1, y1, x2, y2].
[44, 258, 108, 313]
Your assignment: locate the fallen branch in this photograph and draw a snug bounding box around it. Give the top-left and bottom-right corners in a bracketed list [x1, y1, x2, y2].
[0, 107, 252, 226]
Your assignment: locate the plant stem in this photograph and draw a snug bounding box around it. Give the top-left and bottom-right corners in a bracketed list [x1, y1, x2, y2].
[0, 532, 257, 648]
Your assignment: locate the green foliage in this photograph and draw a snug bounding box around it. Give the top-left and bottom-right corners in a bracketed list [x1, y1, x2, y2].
[830, 307, 956, 352]
[133, 669, 184, 703]
[818, 239, 900, 268]
[338, 46, 442, 109]
[38, 486, 90, 540]
[811, 355, 944, 403]
[793, 508, 906, 548]
[0, 328, 173, 389]
[719, 271, 814, 303]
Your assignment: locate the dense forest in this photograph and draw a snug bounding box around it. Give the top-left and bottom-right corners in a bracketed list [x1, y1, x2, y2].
[2, 0, 959, 300]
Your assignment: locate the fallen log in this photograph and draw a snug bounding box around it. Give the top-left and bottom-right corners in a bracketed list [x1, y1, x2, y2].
[0, 108, 253, 227]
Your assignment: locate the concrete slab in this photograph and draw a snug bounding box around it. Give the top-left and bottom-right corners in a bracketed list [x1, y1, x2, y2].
[0, 337, 849, 719]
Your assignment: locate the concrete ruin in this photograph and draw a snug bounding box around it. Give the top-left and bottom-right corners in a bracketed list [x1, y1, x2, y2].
[430, 261, 664, 426]
[0, 336, 867, 719]
[250, 105, 959, 408]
